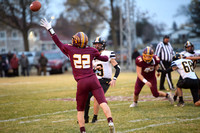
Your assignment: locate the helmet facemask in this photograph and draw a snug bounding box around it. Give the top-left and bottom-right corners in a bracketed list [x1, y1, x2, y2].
[142, 46, 154, 63]
[93, 43, 105, 52]
[143, 54, 153, 63]
[93, 37, 106, 52]
[185, 41, 194, 53]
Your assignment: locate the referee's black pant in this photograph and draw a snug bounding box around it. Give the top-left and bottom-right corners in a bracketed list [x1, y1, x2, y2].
[160, 61, 174, 90]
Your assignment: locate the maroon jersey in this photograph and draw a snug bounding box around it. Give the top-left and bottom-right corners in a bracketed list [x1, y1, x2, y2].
[51, 34, 108, 81]
[136, 55, 160, 80]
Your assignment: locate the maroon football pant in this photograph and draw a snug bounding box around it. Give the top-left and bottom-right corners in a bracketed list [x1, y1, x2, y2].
[76, 74, 107, 111]
[134, 77, 159, 97]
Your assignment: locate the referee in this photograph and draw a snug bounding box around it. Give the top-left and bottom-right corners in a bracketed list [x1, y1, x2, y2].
[155, 35, 175, 90]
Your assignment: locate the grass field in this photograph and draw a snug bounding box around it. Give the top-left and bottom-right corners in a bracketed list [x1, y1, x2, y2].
[0, 69, 200, 133]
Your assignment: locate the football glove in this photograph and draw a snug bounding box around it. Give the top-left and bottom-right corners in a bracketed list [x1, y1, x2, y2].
[40, 18, 52, 30]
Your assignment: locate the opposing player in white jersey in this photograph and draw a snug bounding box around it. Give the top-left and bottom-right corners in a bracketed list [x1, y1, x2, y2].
[173, 41, 200, 106]
[165, 53, 200, 106]
[84, 37, 120, 123]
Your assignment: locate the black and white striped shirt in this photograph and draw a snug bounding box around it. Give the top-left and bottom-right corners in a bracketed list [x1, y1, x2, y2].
[155, 42, 174, 62]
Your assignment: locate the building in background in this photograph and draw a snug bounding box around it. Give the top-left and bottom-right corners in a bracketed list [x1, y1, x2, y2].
[0, 24, 70, 54]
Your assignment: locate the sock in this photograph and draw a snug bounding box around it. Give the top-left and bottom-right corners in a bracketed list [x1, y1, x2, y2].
[179, 96, 184, 103]
[107, 117, 113, 123]
[173, 95, 177, 101]
[80, 127, 85, 133]
[93, 115, 98, 119]
[166, 93, 169, 98]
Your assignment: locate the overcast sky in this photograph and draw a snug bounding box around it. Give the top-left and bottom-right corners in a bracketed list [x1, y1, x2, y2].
[135, 0, 191, 29]
[48, 0, 191, 37]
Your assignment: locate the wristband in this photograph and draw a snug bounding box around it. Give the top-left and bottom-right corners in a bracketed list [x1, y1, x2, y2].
[48, 28, 55, 35]
[113, 77, 117, 80]
[142, 78, 147, 83]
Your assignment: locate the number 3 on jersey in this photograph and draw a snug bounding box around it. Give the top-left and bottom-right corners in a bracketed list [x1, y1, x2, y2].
[73, 54, 90, 69]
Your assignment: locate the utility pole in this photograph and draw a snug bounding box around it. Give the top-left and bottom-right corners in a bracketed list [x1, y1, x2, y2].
[119, 0, 136, 71]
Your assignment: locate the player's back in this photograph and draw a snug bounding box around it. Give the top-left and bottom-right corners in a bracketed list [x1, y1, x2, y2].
[67, 46, 100, 81]
[172, 59, 197, 79]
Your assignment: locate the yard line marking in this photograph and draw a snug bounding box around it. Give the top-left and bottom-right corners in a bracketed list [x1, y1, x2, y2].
[52, 119, 75, 123]
[19, 119, 41, 124]
[129, 118, 150, 123]
[0, 109, 76, 123]
[119, 117, 200, 133]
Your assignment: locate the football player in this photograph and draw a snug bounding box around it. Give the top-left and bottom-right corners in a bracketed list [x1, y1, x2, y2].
[173, 41, 200, 106]
[129, 46, 174, 108]
[40, 18, 115, 133]
[165, 53, 200, 106]
[84, 37, 120, 123]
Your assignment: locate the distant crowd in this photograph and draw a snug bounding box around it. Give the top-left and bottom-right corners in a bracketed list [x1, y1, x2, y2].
[0, 51, 30, 77]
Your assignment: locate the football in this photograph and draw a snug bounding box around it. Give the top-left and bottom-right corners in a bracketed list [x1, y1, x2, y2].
[30, 0, 41, 12]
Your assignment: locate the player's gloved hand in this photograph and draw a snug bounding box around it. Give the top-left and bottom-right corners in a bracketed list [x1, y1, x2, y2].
[40, 18, 52, 30]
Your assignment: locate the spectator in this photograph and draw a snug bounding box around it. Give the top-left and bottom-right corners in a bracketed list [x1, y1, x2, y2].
[132, 49, 140, 72]
[10, 54, 19, 76]
[1, 55, 8, 77]
[155, 35, 175, 90]
[38, 53, 48, 75]
[7, 51, 13, 64]
[0, 55, 3, 77]
[20, 53, 29, 76]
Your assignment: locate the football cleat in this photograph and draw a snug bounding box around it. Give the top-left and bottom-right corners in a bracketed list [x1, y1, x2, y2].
[173, 95, 177, 102]
[194, 100, 200, 106]
[91, 117, 97, 123]
[108, 122, 115, 133]
[177, 101, 185, 107]
[167, 92, 174, 104]
[129, 102, 137, 107]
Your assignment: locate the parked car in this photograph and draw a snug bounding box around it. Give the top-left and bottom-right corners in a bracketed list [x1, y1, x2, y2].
[43, 50, 69, 74]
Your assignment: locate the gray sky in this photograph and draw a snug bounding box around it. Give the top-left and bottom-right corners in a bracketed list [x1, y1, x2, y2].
[135, 0, 191, 29]
[48, 0, 191, 37]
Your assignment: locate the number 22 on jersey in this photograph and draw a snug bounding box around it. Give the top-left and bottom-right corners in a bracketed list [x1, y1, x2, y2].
[73, 54, 90, 69]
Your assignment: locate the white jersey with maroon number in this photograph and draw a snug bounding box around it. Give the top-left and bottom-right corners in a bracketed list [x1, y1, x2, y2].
[93, 50, 116, 79]
[171, 59, 197, 79]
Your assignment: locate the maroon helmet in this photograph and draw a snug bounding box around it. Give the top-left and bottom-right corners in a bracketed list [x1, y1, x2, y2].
[72, 32, 88, 48]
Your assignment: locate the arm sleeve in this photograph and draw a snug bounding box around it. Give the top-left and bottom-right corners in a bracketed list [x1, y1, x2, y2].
[113, 64, 120, 80]
[96, 55, 108, 61]
[51, 34, 69, 55]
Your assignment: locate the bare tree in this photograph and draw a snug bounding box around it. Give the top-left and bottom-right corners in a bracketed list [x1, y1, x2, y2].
[64, 0, 108, 40]
[0, 0, 48, 51]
